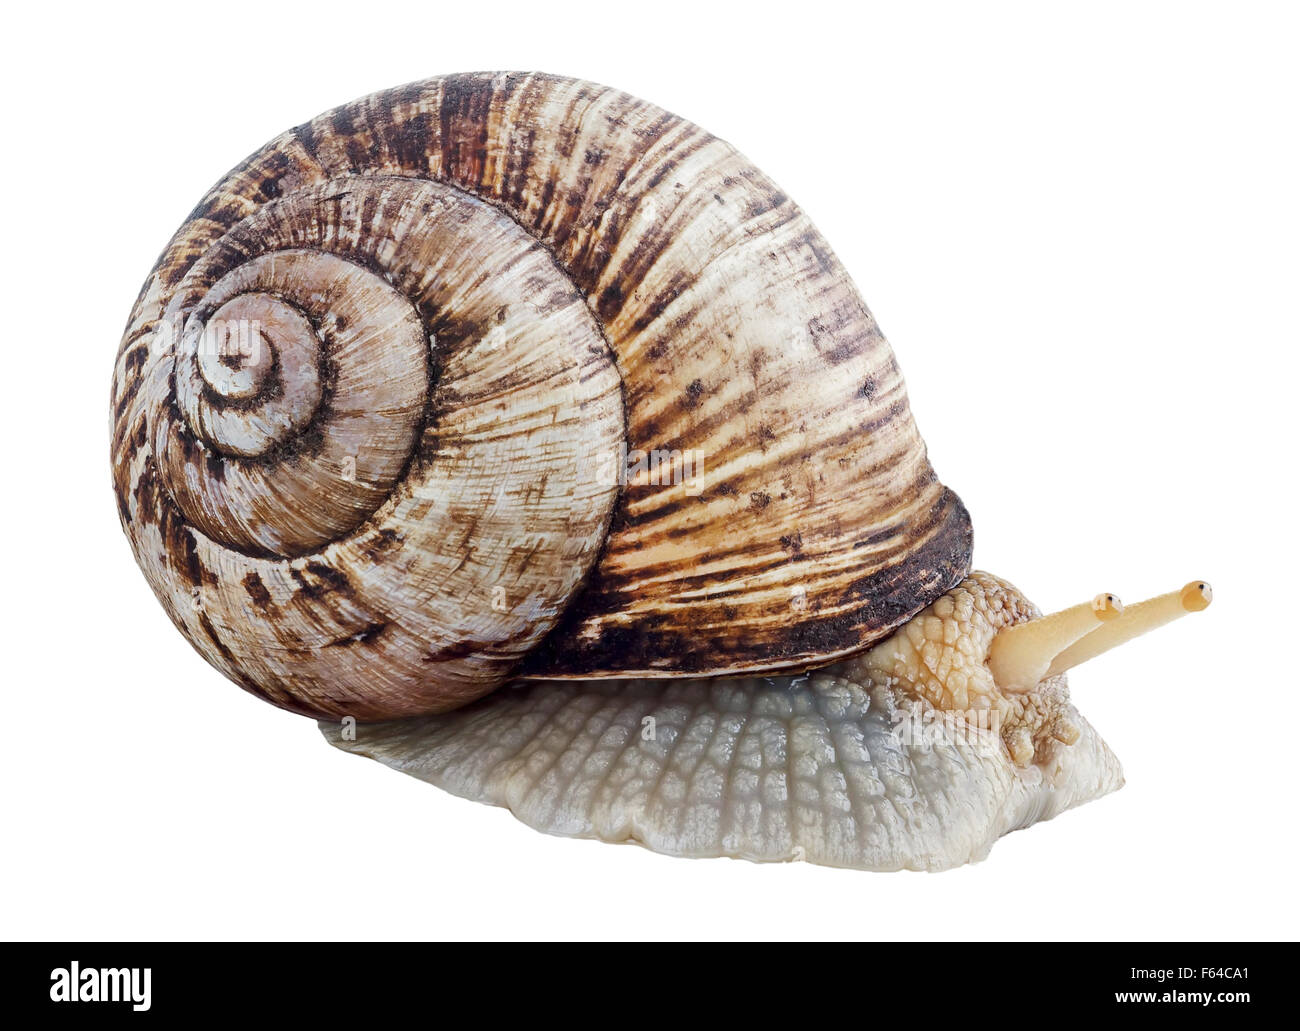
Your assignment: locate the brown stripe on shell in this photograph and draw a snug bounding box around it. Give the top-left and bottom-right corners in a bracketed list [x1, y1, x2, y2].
[522, 489, 972, 677]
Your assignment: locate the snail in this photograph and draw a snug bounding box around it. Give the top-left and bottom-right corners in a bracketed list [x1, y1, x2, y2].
[110, 71, 1210, 871]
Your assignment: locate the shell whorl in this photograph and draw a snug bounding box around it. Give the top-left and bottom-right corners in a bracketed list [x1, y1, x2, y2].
[159, 246, 428, 556]
[120, 173, 624, 718]
[111, 72, 972, 720]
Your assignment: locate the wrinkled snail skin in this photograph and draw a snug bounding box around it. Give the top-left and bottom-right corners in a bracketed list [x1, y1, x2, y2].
[112, 73, 1208, 870]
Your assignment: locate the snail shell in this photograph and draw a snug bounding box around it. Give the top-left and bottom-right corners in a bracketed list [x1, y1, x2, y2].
[111, 71, 971, 720]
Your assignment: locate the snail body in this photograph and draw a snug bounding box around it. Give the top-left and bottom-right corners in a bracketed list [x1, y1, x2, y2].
[324, 573, 1126, 871]
[111, 73, 1208, 870]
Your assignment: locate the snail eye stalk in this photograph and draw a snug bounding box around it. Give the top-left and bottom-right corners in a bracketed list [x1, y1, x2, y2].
[988, 582, 1211, 692]
[988, 593, 1123, 692]
[1045, 582, 1212, 678]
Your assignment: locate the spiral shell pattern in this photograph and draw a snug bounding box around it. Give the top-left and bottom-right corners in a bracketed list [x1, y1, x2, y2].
[116, 173, 623, 718]
[158, 247, 427, 556]
[111, 73, 972, 720]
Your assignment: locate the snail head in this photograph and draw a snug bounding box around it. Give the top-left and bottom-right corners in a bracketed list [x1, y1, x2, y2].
[846, 573, 1213, 767]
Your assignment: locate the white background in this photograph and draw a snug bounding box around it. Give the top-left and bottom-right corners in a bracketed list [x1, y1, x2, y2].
[2, 1, 1296, 941]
